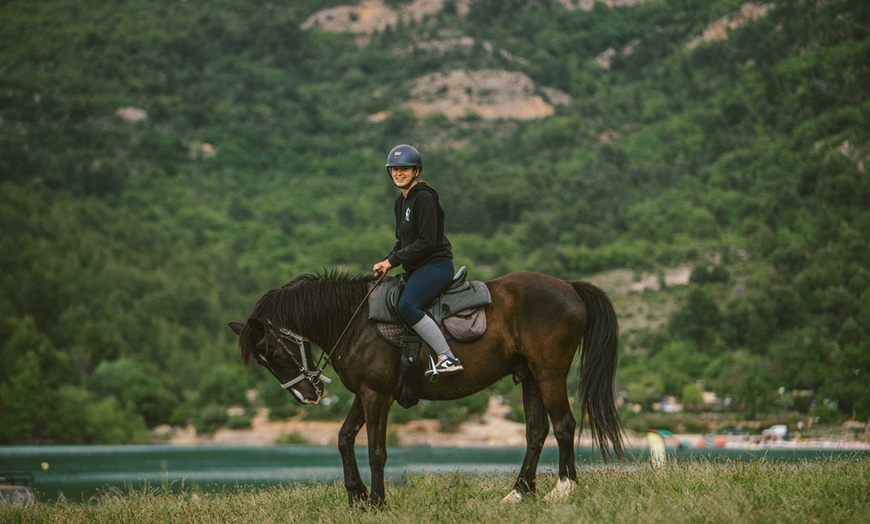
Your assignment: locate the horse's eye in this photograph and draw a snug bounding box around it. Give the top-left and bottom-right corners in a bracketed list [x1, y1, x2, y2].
[273, 351, 292, 364]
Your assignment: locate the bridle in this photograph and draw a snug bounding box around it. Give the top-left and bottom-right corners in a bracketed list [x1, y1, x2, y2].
[263, 323, 332, 396]
[261, 273, 386, 396]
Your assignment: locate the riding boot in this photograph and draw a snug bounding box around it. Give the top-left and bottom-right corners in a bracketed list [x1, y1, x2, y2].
[396, 336, 422, 409]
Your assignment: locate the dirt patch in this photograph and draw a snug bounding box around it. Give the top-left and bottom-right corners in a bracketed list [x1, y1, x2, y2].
[581, 266, 690, 335]
[300, 0, 450, 44]
[407, 69, 569, 121]
[688, 3, 774, 49]
[560, 0, 650, 10]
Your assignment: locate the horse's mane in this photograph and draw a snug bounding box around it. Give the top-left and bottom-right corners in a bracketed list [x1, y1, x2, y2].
[238, 270, 375, 365]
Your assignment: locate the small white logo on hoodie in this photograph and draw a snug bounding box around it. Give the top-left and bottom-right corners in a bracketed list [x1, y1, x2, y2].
[405, 207, 411, 222]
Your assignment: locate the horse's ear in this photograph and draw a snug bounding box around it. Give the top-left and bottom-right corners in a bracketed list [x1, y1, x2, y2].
[228, 321, 245, 336]
[247, 317, 266, 336]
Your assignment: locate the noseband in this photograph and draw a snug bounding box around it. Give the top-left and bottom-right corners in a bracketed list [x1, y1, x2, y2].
[267, 324, 331, 395]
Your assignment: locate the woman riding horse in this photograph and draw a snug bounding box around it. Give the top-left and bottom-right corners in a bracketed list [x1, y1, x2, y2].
[372, 144, 463, 377]
[230, 269, 624, 507]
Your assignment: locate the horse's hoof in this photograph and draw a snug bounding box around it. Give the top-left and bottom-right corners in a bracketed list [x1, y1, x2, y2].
[500, 489, 523, 504]
[348, 491, 369, 509]
[543, 478, 574, 502]
[349, 498, 385, 511]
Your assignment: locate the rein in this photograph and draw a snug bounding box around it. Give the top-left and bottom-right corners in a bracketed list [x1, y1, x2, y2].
[317, 272, 387, 370]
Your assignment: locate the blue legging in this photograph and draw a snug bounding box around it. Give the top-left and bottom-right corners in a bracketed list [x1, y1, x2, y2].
[397, 259, 455, 326]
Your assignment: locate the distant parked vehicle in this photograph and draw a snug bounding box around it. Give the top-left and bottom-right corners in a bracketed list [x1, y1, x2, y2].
[762, 424, 789, 440]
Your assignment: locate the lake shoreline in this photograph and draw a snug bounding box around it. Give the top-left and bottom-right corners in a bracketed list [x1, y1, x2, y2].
[156, 398, 870, 451]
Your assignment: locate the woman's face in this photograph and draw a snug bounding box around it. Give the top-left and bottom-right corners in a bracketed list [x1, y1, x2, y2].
[390, 166, 417, 189]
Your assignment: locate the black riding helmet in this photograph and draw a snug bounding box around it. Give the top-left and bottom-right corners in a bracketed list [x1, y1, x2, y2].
[385, 145, 422, 182]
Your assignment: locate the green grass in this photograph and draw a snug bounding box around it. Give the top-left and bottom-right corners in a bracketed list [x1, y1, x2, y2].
[2, 458, 868, 523]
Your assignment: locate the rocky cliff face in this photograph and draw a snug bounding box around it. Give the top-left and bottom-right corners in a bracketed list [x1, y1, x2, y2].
[301, 1, 773, 122]
[407, 69, 570, 121]
[301, 0, 462, 43]
[687, 3, 774, 49]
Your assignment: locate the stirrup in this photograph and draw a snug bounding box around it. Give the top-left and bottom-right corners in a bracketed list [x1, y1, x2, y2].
[425, 353, 440, 382]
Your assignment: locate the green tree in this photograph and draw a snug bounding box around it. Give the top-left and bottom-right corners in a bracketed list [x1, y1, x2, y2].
[624, 373, 665, 412]
[668, 288, 722, 351]
[52, 385, 149, 444]
[195, 364, 250, 408]
[651, 340, 713, 395]
[0, 352, 43, 443]
[0, 316, 66, 443]
[84, 397, 150, 444]
[681, 383, 706, 412]
[88, 358, 175, 427]
[736, 360, 776, 419]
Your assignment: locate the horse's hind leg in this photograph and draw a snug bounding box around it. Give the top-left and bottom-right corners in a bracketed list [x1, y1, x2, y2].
[541, 381, 577, 502]
[338, 396, 368, 506]
[502, 374, 549, 504]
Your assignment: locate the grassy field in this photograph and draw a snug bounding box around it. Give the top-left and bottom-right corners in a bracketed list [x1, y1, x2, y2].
[2, 458, 868, 524]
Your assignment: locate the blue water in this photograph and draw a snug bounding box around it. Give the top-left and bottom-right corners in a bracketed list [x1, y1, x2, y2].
[0, 445, 864, 503]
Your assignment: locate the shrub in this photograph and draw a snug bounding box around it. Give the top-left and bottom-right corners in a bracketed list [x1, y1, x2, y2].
[195, 404, 230, 435]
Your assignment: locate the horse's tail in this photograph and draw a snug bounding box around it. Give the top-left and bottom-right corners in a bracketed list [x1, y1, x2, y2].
[570, 281, 625, 459]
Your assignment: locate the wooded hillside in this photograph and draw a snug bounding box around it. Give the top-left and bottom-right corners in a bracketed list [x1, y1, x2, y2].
[1, 0, 867, 443]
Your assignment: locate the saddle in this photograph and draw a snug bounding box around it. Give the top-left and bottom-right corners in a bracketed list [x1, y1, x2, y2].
[367, 266, 491, 409]
[367, 266, 492, 346]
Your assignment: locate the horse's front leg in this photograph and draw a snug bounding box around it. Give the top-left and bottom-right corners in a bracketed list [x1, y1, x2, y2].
[361, 391, 393, 507]
[338, 395, 367, 506]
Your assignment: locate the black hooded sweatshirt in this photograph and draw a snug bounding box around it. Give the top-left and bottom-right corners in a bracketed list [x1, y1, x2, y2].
[386, 182, 453, 274]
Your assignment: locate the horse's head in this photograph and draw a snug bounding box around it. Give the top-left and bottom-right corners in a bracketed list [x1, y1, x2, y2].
[229, 318, 329, 405]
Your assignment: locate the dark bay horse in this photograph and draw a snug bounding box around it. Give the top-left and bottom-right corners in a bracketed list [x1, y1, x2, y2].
[229, 270, 624, 506]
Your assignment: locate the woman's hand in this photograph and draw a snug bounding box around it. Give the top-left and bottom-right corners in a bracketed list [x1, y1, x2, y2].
[372, 259, 392, 277]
